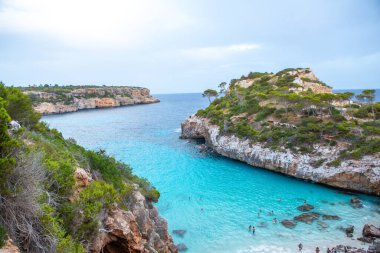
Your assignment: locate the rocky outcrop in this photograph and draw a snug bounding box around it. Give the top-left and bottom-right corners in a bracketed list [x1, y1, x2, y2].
[0, 239, 20, 253]
[90, 185, 177, 253]
[181, 115, 380, 195]
[363, 224, 380, 238]
[25, 87, 160, 115]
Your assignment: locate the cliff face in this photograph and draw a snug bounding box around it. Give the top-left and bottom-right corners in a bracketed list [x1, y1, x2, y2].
[90, 186, 177, 253]
[24, 87, 160, 115]
[181, 115, 380, 195]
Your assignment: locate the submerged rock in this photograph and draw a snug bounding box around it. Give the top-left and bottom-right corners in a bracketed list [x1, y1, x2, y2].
[322, 214, 341, 220]
[176, 243, 188, 252]
[318, 221, 329, 229]
[281, 219, 296, 229]
[297, 203, 314, 212]
[173, 229, 187, 237]
[338, 225, 355, 237]
[350, 197, 364, 209]
[294, 212, 320, 224]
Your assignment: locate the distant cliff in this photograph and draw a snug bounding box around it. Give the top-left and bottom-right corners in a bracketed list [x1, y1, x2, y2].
[181, 68, 380, 195]
[22, 86, 159, 115]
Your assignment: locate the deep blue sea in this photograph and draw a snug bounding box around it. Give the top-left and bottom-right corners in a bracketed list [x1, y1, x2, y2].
[43, 92, 380, 253]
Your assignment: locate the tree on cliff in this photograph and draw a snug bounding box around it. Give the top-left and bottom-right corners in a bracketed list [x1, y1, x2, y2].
[356, 89, 376, 120]
[203, 89, 218, 104]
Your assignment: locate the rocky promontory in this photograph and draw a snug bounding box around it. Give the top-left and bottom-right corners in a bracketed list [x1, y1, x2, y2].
[181, 115, 380, 195]
[23, 86, 159, 115]
[181, 68, 380, 195]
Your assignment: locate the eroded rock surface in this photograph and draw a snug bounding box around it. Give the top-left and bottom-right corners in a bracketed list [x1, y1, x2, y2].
[181, 115, 380, 195]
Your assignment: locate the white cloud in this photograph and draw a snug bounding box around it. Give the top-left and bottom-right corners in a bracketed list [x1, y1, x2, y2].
[181, 43, 261, 61]
[0, 0, 193, 48]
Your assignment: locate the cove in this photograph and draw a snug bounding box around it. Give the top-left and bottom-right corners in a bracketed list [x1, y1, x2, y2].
[43, 93, 380, 253]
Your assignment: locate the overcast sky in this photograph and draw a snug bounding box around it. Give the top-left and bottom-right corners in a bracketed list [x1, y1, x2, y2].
[0, 0, 379, 93]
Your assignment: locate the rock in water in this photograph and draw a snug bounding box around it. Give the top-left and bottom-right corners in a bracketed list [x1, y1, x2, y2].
[362, 224, 380, 238]
[173, 229, 187, 237]
[294, 212, 320, 224]
[297, 203, 314, 212]
[318, 221, 329, 229]
[350, 197, 363, 209]
[281, 219, 296, 229]
[338, 225, 355, 237]
[322, 214, 341, 220]
[177, 243, 188, 252]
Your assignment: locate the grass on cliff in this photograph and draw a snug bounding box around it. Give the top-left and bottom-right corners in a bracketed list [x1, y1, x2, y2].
[0, 83, 159, 252]
[197, 69, 380, 161]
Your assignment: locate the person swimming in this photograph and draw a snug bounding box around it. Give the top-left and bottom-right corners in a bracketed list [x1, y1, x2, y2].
[273, 218, 277, 224]
[258, 212, 260, 217]
[248, 225, 251, 231]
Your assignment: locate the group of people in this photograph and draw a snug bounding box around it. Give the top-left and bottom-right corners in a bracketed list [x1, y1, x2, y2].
[248, 225, 255, 234]
[298, 243, 347, 253]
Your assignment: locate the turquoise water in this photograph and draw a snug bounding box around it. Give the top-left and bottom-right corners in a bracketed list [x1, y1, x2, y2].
[43, 93, 380, 253]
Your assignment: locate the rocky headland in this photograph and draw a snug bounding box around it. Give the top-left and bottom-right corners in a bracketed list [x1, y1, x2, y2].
[23, 86, 160, 115]
[181, 68, 380, 195]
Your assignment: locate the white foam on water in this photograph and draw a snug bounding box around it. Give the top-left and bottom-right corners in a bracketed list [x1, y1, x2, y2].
[174, 128, 181, 133]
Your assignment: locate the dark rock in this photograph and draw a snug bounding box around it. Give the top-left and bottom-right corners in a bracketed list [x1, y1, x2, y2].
[317, 221, 329, 229]
[177, 243, 188, 252]
[335, 245, 367, 253]
[338, 225, 355, 237]
[173, 229, 186, 237]
[350, 197, 364, 209]
[357, 237, 373, 243]
[363, 224, 380, 238]
[294, 212, 320, 224]
[281, 219, 296, 229]
[297, 203, 314, 212]
[322, 214, 341, 220]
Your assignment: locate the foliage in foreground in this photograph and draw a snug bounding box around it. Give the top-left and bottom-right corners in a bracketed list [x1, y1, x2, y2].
[0, 83, 159, 252]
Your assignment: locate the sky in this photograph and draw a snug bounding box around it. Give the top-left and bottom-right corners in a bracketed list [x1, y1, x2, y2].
[0, 0, 379, 94]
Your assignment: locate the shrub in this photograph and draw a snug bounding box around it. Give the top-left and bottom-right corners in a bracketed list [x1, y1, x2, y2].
[327, 158, 341, 167]
[0, 225, 7, 247]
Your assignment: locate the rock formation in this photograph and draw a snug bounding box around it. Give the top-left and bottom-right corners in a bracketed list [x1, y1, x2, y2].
[181, 115, 380, 195]
[24, 87, 160, 115]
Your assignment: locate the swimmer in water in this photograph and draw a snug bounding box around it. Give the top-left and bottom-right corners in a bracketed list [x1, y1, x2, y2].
[273, 218, 277, 224]
[252, 226, 255, 234]
[248, 225, 251, 231]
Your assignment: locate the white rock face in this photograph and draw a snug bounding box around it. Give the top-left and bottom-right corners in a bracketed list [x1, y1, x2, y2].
[181, 115, 380, 195]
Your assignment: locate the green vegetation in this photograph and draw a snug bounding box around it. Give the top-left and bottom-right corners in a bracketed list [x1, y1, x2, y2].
[202, 89, 218, 104]
[197, 68, 379, 162]
[0, 225, 6, 248]
[20, 84, 139, 106]
[0, 83, 159, 252]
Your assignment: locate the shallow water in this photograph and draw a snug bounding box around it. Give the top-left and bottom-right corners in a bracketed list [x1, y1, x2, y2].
[43, 93, 380, 253]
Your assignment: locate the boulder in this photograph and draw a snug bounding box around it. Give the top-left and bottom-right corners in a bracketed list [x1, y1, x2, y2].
[297, 203, 314, 212]
[322, 214, 341, 220]
[363, 224, 380, 238]
[294, 212, 320, 224]
[172, 230, 186, 237]
[281, 219, 296, 229]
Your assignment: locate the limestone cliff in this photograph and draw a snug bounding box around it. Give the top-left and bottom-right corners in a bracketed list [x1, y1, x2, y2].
[181, 115, 380, 195]
[23, 86, 160, 115]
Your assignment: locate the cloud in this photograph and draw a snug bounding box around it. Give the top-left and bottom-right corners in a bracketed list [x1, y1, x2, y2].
[0, 0, 193, 49]
[180, 43, 261, 61]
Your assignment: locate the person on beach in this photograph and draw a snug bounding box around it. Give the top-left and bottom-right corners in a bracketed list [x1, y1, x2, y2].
[316, 247, 320, 253]
[327, 248, 331, 253]
[298, 243, 303, 251]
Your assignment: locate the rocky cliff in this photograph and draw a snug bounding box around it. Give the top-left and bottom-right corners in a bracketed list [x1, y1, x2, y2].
[23, 86, 159, 115]
[181, 115, 380, 195]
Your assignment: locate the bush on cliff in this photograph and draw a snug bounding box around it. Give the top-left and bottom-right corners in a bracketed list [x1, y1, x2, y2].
[0, 83, 160, 252]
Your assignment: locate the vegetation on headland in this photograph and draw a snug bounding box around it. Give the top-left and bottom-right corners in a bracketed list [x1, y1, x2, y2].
[20, 84, 142, 106]
[197, 68, 379, 163]
[0, 83, 159, 252]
